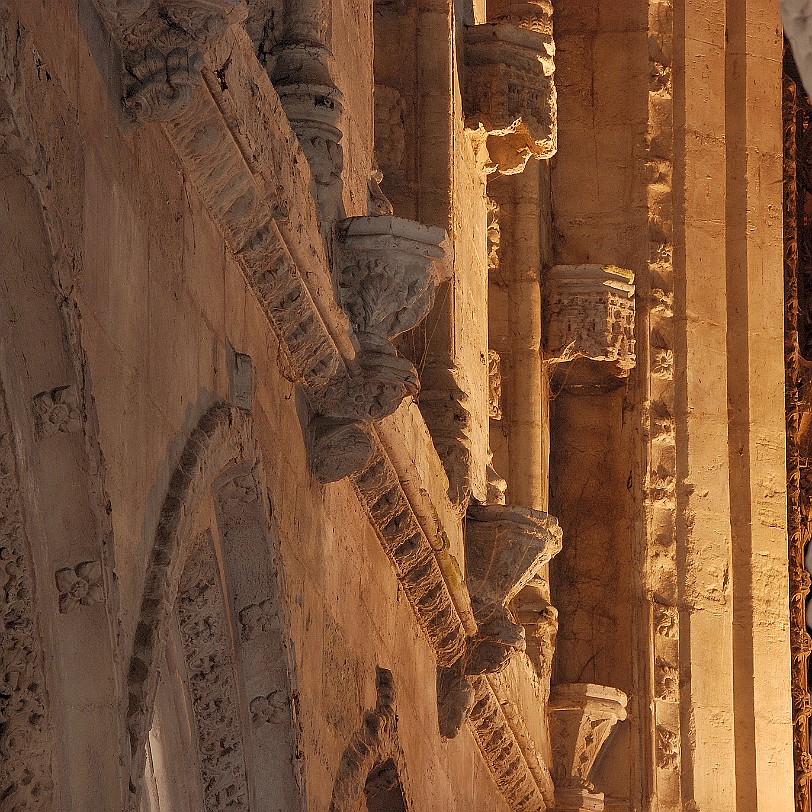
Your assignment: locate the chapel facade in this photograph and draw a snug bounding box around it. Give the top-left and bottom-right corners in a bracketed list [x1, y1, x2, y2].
[0, 0, 798, 810]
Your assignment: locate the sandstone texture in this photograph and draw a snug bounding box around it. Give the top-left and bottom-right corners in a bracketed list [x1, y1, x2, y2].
[0, 0, 796, 811]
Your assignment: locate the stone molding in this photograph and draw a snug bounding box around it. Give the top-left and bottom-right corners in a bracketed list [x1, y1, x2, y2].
[465, 504, 562, 675]
[784, 51, 812, 812]
[547, 683, 628, 812]
[468, 675, 555, 811]
[0, 382, 53, 809]
[176, 534, 250, 810]
[329, 667, 406, 812]
[642, 3, 680, 807]
[464, 21, 556, 175]
[544, 265, 636, 372]
[125, 404, 303, 812]
[349, 440, 468, 667]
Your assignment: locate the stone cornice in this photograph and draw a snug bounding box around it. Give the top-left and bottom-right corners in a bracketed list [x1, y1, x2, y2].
[79, 11, 555, 810]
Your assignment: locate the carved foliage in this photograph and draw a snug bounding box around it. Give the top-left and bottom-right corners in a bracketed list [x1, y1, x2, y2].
[0, 383, 52, 809]
[336, 215, 449, 351]
[119, 1, 249, 124]
[176, 536, 249, 810]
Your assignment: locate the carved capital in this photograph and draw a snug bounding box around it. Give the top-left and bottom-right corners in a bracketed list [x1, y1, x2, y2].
[544, 265, 636, 374]
[548, 683, 628, 812]
[464, 22, 556, 174]
[464, 504, 562, 674]
[309, 416, 374, 483]
[120, 1, 248, 124]
[336, 215, 449, 349]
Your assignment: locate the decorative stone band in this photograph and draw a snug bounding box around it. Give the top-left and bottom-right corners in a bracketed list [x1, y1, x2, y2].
[465, 504, 563, 674]
[349, 440, 468, 667]
[543, 265, 636, 372]
[547, 683, 628, 812]
[464, 22, 556, 175]
[468, 675, 556, 811]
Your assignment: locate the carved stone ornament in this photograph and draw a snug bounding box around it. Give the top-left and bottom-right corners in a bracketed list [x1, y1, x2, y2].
[464, 504, 562, 675]
[329, 667, 404, 812]
[309, 415, 374, 483]
[544, 265, 636, 372]
[437, 659, 476, 739]
[55, 560, 104, 613]
[464, 22, 556, 175]
[336, 215, 450, 354]
[116, 0, 249, 124]
[271, 44, 345, 220]
[488, 349, 503, 420]
[32, 385, 82, 439]
[547, 683, 628, 812]
[419, 364, 475, 509]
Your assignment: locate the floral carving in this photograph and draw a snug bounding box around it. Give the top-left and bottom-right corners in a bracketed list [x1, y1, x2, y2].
[656, 725, 679, 771]
[250, 690, 289, 726]
[32, 385, 81, 439]
[55, 560, 103, 613]
[238, 597, 278, 640]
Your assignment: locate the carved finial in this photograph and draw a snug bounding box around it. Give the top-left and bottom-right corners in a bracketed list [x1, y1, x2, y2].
[121, 1, 249, 124]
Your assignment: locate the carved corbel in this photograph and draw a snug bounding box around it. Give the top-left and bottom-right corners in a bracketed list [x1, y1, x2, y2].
[547, 683, 628, 812]
[464, 19, 556, 175]
[117, 1, 248, 124]
[544, 265, 636, 383]
[330, 215, 450, 416]
[464, 504, 562, 675]
[309, 415, 374, 483]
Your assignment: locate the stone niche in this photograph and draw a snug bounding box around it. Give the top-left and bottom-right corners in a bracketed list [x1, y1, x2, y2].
[464, 22, 556, 174]
[543, 265, 636, 379]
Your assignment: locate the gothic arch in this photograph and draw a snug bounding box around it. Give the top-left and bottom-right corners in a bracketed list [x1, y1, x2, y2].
[329, 667, 410, 812]
[127, 403, 303, 812]
[0, 7, 122, 809]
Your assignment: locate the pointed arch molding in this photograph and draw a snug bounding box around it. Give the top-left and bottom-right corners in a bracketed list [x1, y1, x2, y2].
[126, 403, 303, 811]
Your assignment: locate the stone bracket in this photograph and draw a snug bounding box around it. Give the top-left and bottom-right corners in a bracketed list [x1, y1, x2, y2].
[544, 265, 636, 375]
[465, 504, 562, 674]
[464, 22, 556, 175]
